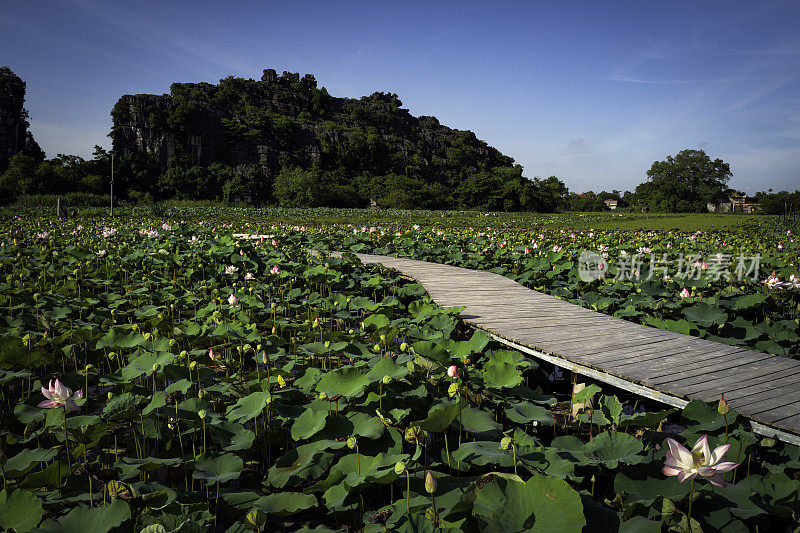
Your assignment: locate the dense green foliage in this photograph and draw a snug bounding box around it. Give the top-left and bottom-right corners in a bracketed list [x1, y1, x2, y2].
[635, 149, 731, 212]
[0, 66, 44, 174]
[0, 210, 799, 531]
[0, 147, 111, 203]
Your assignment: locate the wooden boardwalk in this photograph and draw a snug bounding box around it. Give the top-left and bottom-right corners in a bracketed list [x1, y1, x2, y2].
[349, 253, 800, 444]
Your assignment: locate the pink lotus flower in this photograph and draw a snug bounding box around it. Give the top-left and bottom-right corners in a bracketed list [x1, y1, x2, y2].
[38, 379, 83, 411]
[679, 288, 690, 298]
[209, 347, 216, 360]
[524, 247, 530, 255]
[447, 365, 460, 378]
[271, 265, 281, 275]
[663, 435, 738, 487]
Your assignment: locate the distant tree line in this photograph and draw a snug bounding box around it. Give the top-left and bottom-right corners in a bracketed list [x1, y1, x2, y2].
[2, 145, 796, 214]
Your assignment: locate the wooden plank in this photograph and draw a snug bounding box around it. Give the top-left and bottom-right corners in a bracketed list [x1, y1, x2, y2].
[745, 397, 800, 421]
[632, 348, 758, 381]
[720, 371, 800, 402]
[680, 361, 800, 397]
[644, 351, 772, 387]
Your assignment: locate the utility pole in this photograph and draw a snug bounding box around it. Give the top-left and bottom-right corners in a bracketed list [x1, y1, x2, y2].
[110, 152, 114, 217]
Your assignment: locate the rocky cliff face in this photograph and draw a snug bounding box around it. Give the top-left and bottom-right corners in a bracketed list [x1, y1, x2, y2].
[0, 67, 43, 172]
[110, 69, 514, 186]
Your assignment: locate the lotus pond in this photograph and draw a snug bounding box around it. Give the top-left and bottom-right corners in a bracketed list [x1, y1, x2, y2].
[0, 210, 799, 532]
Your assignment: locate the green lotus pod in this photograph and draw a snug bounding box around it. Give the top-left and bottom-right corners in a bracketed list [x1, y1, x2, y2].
[152, 363, 160, 373]
[180, 350, 188, 358]
[400, 342, 408, 352]
[198, 409, 207, 419]
[347, 436, 357, 449]
[318, 391, 327, 400]
[394, 461, 406, 475]
[500, 436, 513, 450]
[382, 375, 392, 385]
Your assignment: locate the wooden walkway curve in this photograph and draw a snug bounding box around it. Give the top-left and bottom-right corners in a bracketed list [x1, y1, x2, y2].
[348, 252, 800, 445]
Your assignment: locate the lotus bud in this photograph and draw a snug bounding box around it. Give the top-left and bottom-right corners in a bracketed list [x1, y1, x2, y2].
[198, 409, 207, 420]
[107, 392, 114, 400]
[143, 332, 152, 341]
[262, 351, 268, 365]
[180, 350, 188, 358]
[208, 347, 216, 360]
[347, 436, 357, 449]
[380, 334, 386, 342]
[152, 363, 160, 373]
[425, 470, 437, 494]
[198, 389, 205, 399]
[394, 461, 406, 475]
[189, 360, 197, 370]
[718, 395, 730, 415]
[277, 375, 286, 388]
[500, 436, 512, 450]
[447, 365, 460, 379]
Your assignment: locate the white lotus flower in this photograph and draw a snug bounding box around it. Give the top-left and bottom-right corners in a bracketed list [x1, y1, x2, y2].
[224, 265, 239, 275]
[663, 435, 738, 487]
[38, 379, 83, 411]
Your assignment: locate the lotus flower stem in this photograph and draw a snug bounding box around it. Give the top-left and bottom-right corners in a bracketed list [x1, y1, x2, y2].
[405, 470, 410, 515]
[444, 432, 451, 471]
[512, 443, 517, 477]
[686, 478, 695, 532]
[63, 406, 72, 470]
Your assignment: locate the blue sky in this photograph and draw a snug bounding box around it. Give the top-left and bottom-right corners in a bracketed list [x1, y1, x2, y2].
[3, 0, 799, 192]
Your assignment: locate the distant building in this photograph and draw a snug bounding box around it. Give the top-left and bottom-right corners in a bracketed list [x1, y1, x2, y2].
[604, 198, 618, 210]
[707, 193, 760, 213]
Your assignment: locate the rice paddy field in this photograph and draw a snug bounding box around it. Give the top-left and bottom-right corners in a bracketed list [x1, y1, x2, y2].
[0, 206, 798, 532]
